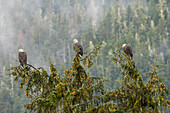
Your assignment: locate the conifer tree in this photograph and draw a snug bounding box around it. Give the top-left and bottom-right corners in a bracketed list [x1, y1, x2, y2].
[10, 42, 169, 113]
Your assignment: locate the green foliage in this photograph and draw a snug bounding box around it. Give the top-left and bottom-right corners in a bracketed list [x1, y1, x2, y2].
[9, 43, 169, 112]
[0, 0, 169, 112]
[10, 44, 104, 113]
[104, 43, 169, 112]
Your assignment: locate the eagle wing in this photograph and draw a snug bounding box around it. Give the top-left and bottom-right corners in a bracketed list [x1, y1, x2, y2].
[124, 45, 133, 58]
[19, 52, 27, 67]
[73, 43, 83, 56]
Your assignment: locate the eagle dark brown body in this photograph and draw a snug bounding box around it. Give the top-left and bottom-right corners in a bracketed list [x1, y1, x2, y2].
[18, 49, 27, 68]
[122, 44, 133, 58]
[73, 39, 83, 56]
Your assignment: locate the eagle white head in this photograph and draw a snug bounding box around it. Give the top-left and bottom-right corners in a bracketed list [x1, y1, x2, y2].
[19, 49, 24, 52]
[73, 39, 78, 43]
[122, 44, 127, 48]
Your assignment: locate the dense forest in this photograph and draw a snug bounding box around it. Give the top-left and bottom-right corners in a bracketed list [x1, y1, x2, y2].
[0, 0, 169, 112]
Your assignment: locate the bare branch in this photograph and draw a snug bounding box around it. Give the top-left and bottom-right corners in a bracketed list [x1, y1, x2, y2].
[80, 50, 94, 61]
[27, 64, 39, 71]
[10, 58, 19, 62]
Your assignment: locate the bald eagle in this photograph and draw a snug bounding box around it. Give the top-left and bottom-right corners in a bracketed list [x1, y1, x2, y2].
[73, 39, 83, 57]
[122, 44, 133, 58]
[18, 49, 27, 68]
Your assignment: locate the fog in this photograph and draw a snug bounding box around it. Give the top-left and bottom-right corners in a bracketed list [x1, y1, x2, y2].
[0, 0, 140, 70]
[0, 0, 169, 112]
[0, 0, 16, 55]
[0, 0, 110, 70]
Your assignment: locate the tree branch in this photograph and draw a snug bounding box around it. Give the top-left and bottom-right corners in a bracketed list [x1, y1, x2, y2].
[80, 50, 94, 61]
[27, 64, 39, 71]
[10, 58, 19, 62]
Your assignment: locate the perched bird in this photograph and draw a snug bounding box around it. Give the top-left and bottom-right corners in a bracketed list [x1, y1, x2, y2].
[18, 49, 27, 68]
[73, 39, 83, 57]
[122, 44, 133, 58]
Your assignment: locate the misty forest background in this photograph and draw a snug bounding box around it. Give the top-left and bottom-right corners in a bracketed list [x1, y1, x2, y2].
[0, 0, 169, 112]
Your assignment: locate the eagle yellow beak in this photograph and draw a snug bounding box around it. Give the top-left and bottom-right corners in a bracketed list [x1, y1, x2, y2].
[73, 39, 78, 43]
[122, 44, 126, 48]
[19, 49, 24, 52]
[73, 40, 76, 43]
